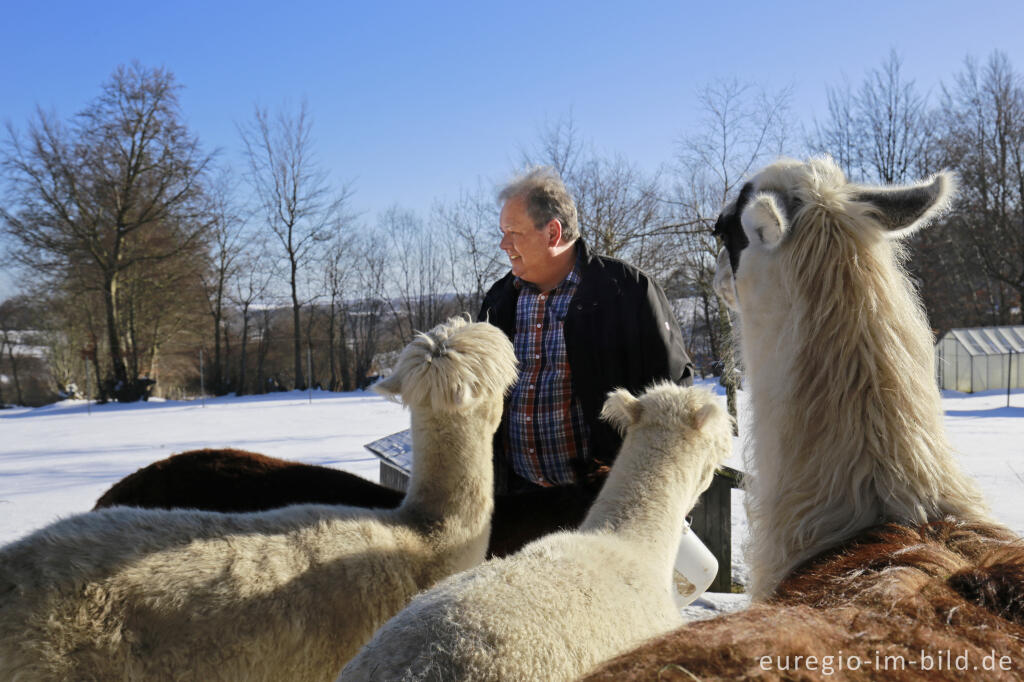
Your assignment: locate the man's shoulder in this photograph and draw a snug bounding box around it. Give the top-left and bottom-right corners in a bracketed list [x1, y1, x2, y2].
[478, 271, 517, 321]
[482, 271, 516, 299]
[581, 252, 652, 290]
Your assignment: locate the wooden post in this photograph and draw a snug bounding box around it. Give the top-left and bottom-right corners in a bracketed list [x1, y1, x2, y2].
[690, 466, 744, 593]
[379, 462, 410, 492]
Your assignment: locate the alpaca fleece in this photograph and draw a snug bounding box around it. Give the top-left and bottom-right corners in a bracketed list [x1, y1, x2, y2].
[341, 383, 732, 681]
[93, 448, 604, 559]
[0, 317, 516, 681]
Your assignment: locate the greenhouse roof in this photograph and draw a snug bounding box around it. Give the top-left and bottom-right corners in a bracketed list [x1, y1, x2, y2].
[943, 326, 1024, 356]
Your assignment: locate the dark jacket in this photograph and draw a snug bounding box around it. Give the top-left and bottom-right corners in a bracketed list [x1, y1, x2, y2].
[477, 239, 693, 491]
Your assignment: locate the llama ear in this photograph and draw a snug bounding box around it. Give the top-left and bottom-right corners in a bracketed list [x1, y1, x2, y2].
[852, 172, 955, 238]
[740, 193, 786, 248]
[713, 248, 738, 310]
[600, 388, 642, 435]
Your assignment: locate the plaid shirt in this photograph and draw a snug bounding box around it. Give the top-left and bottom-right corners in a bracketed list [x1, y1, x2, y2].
[504, 264, 590, 486]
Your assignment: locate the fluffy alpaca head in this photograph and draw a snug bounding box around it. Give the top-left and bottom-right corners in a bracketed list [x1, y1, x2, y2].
[373, 316, 518, 411]
[590, 383, 733, 539]
[711, 157, 992, 598]
[600, 383, 729, 439]
[600, 383, 732, 491]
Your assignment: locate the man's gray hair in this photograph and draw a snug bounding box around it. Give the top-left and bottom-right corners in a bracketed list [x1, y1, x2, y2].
[498, 167, 580, 242]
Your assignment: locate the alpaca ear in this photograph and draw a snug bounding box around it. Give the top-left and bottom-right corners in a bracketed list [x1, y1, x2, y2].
[600, 388, 642, 435]
[713, 247, 738, 310]
[693, 402, 722, 431]
[852, 172, 955, 238]
[740, 193, 786, 248]
[372, 373, 403, 401]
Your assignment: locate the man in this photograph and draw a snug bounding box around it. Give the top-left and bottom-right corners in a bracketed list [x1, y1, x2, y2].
[478, 167, 693, 493]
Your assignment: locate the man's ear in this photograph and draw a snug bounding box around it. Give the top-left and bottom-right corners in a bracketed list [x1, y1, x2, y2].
[547, 219, 562, 246]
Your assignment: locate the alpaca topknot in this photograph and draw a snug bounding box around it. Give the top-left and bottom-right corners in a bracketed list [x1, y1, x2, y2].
[374, 315, 518, 411]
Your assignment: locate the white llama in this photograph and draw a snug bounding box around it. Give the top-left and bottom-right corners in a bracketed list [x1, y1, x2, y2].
[577, 158, 1021, 681]
[713, 157, 998, 599]
[340, 382, 732, 682]
[0, 316, 517, 682]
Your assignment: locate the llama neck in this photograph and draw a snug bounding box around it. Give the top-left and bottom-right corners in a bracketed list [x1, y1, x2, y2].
[399, 408, 494, 541]
[582, 429, 711, 567]
[743, 229, 993, 597]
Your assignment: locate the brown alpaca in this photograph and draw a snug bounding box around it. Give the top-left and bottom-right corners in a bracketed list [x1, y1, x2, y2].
[581, 158, 1024, 680]
[93, 449, 405, 512]
[94, 448, 603, 558]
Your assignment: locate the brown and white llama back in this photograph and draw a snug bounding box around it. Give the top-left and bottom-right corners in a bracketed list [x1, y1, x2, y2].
[713, 157, 997, 598]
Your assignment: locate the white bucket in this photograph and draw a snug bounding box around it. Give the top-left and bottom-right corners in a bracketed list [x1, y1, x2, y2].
[672, 523, 719, 607]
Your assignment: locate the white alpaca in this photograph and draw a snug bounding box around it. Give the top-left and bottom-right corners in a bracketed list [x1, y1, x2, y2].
[713, 157, 998, 599]
[0, 317, 517, 682]
[340, 383, 732, 682]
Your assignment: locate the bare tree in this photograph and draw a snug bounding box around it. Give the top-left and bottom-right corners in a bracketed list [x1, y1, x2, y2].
[809, 51, 931, 185]
[238, 100, 353, 390]
[809, 76, 861, 179]
[934, 51, 1024, 325]
[669, 79, 794, 428]
[1, 63, 214, 401]
[198, 171, 249, 394]
[856, 50, 932, 184]
[349, 237, 390, 389]
[380, 206, 449, 341]
[432, 187, 505, 316]
[228, 245, 272, 395]
[0, 297, 27, 405]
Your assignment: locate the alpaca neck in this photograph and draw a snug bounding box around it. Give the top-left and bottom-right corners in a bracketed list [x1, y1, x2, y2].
[582, 430, 706, 566]
[399, 408, 494, 541]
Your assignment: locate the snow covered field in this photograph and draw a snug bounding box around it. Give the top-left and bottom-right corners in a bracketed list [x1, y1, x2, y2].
[1, 381, 1022, 615]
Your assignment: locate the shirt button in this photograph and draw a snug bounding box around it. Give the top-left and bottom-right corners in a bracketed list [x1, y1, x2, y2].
[536, 323, 542, 329]
[539, 295, 546, 300]
[529, 384, 535, 390]
[529, 448, 535, 453]
[526, 416, 532, 422]
[535, 354, 541, 359]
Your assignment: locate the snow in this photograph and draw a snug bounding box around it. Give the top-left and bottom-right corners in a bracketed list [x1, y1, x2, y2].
[1, 382, 1022, 620]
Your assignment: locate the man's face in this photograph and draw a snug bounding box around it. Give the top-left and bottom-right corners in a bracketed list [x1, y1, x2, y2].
[499, 196, 555, 286]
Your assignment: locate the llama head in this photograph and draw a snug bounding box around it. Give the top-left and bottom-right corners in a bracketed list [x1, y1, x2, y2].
[600, 383, 730, 440]
[712, 157, 955, 315]
[373, 316, 518, 414]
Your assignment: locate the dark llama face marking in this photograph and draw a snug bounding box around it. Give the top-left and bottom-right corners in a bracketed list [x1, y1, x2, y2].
[713, 180, 804, 272]
[712, 182, 752, 273]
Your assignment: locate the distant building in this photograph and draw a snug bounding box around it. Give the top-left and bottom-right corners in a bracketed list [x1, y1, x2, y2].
[935, 326, 1024, 393]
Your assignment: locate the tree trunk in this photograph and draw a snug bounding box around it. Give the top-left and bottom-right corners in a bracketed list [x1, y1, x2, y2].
[290, 257, 304, 390]
[212, 309, 223, 394]
[717, 298, 740, 436]
[103, 274, 129, 398]
[339, 311, 353, 391]
[4, 336, 23, 405]
[0, 337, 5, 406]
[327, 300, 339, 391]
[237, 304, 251, 396]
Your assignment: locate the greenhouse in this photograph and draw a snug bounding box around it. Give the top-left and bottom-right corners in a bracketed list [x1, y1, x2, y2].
[935, 326, 1024, 393]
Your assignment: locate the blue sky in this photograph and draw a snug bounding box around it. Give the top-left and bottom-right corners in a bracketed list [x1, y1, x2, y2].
[2, 0, 1022, 300]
